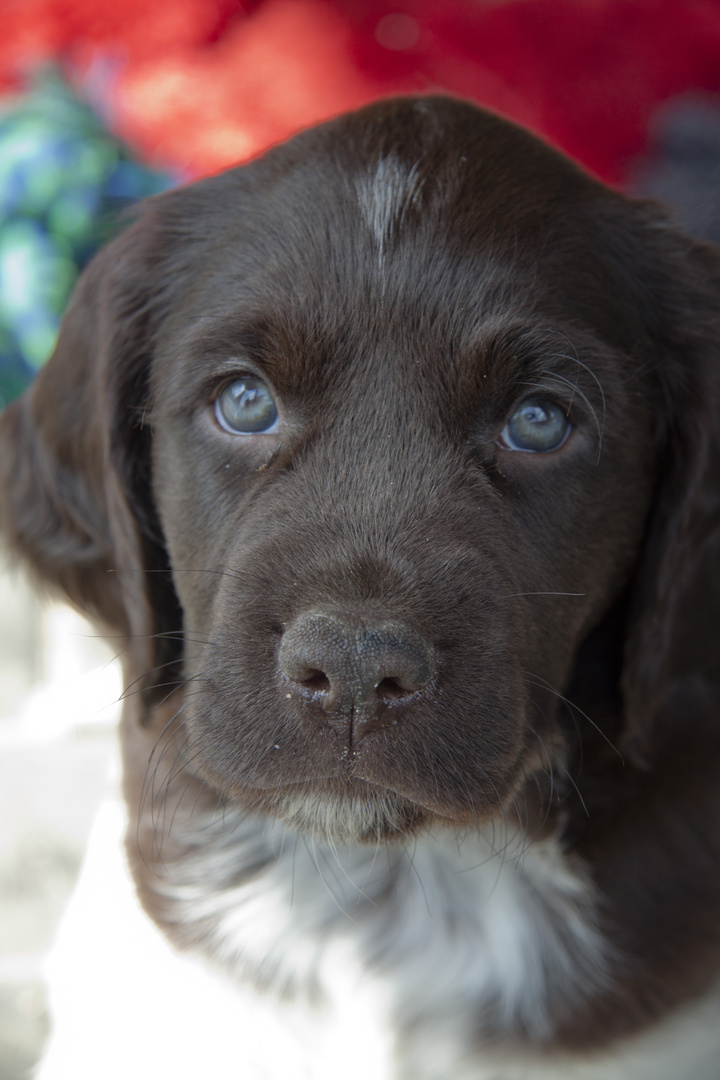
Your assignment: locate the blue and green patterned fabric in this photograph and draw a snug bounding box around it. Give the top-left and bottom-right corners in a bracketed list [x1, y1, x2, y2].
[0, 72, 173, 408]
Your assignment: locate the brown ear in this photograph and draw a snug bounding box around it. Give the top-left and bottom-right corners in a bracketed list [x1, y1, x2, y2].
[0, 209, 182, 693]
[619, 219, 720, 761]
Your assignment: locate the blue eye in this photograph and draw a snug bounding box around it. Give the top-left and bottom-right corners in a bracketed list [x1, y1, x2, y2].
[500, 398, 570, 452]
[215, 377, 279, 434]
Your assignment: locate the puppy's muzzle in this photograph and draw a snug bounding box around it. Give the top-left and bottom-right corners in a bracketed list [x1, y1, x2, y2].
[278, 611, 435, 726]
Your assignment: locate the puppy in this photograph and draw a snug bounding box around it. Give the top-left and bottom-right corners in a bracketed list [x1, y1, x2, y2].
[2, 96, 720, 1079]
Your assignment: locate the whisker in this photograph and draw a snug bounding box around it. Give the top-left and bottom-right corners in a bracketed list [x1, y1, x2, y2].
[109, 565, 265, 585]
[520, 719, 556, 825]
[543, 371, 604, 461]
[523, 670, 624, 764]
[543, 331, 608, 457]
[121, 656, 196, 699]
[524, 709, 590, 819]
[119, 678, 187, 702]
[304, 835, 356, 921]
[498, 591, 586, 600]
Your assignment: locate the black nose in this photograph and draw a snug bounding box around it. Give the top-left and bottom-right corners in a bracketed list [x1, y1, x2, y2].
[278, 612, 434, 714]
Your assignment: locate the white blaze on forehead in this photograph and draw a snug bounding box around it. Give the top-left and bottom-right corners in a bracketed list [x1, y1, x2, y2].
[355, 156, 425, 267]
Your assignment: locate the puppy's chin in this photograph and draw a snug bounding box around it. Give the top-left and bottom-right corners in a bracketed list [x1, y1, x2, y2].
[238, 782, 430, 843]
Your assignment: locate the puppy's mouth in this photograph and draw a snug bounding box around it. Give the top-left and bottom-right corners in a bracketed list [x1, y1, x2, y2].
[186, 697, 532, 843]
[217, 764, 529, 844]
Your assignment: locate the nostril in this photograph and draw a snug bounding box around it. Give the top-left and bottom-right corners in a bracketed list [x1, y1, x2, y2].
[376, 676, 408, 702]
[280, 657, 332, 695]
[300, 669, 331, 694]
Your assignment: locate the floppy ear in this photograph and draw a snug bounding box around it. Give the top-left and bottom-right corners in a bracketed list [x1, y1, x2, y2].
[618, 214, 720, 762]
[0, 208, 183, 695]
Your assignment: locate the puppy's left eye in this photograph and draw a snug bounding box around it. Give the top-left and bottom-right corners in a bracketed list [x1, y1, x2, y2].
[214, 377, 279, 434]
[500, 398, 570, 452]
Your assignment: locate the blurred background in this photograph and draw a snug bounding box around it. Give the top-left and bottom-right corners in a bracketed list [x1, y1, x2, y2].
[3, 0, 720, 1075]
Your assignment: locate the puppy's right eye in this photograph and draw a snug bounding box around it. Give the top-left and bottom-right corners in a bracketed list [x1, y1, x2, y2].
[214, 377, 279, 435]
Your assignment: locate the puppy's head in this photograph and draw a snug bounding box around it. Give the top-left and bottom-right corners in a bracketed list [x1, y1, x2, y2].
[2, 97, 719, 844]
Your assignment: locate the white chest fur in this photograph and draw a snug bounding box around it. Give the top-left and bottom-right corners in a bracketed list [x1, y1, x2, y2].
[153, 800, 609, 1040]
[37, 800, 720, 1080]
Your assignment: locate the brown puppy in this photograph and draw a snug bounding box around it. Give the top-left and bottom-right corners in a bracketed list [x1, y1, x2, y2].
[2, 97, 720, 1078]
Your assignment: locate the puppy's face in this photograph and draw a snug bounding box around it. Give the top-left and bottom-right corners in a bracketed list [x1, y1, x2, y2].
[141, 99, 659, 840]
